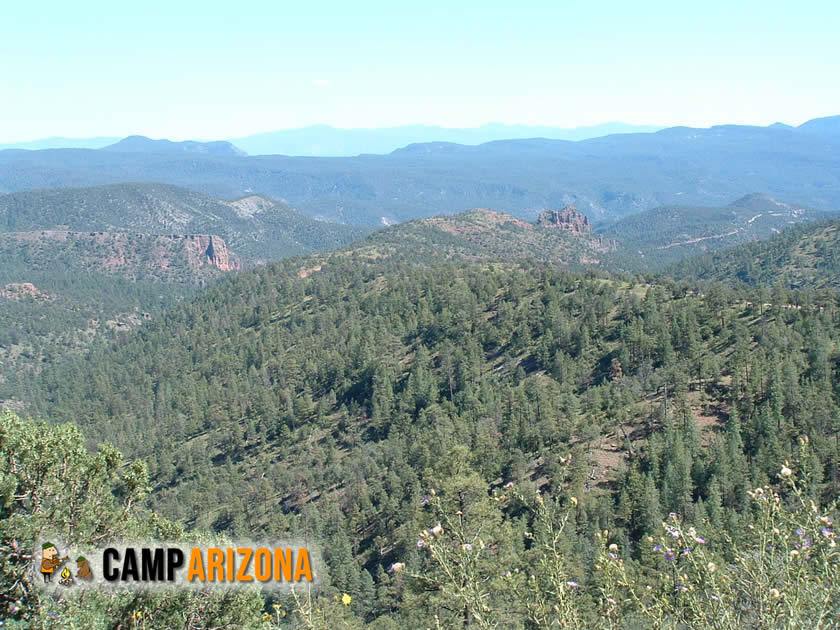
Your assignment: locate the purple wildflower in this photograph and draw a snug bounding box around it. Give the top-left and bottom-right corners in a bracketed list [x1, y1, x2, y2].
[417, 539, 426, 548]
[822, 528, 833, 538]
[420, 495, 431, 506]
[653, 545, 663, 552]
[665, 551, 675, 562]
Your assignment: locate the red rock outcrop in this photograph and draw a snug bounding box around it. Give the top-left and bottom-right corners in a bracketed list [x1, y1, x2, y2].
[2, 231, 241, 275]
[536, 205, 591, 235]
[179, 234, 240, 271]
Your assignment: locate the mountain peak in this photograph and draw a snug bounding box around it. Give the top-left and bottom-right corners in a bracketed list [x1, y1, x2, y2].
[102, 135, 246, 157]
[729, 192, 777, 205]
[355, 205, 613, 267]
[797, 115, 840, 136]
[727, 192, 815, 214]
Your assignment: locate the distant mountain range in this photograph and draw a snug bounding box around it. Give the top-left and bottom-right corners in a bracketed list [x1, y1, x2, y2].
[229, 122, 664, 156]
[0, 136, 121, 151]
[1, 116, 839, 226]
[5, 116, 837, 157]
[0, 123, 660, 156]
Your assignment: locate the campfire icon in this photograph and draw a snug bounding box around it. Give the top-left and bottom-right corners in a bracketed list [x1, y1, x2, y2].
[59, 566, 74, 587]
[38, 541, 93, 589]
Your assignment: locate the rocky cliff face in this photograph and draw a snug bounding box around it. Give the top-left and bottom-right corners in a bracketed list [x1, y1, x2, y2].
[537, 205, 591, 235]
[178, 234, 239, 271]
[1, 231, 241, 279]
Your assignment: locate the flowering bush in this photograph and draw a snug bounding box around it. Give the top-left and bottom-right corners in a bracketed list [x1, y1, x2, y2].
[598, 464, 839, 628]
[394, 451, 839, 629]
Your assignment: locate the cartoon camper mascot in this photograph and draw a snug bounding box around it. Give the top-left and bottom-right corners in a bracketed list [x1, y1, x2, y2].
[75, 556, 93, 580]
[40, 543, 67, 582]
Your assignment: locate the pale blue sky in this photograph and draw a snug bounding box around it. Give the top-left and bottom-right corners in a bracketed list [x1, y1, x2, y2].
[1, 0, 837, 141]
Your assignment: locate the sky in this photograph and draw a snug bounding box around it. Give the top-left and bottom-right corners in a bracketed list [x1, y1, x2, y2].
[1, 0, 838, 142]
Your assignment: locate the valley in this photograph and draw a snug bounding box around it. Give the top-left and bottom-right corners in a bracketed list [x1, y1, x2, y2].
[6, 4, 840, 626]
[2, 122, 840, 630]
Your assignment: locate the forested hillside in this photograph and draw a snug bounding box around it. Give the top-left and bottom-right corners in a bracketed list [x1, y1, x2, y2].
[0, 268, 199, 399]
[0, 183, 372, 390]
[12, 251, 840, 627]
[6, 2, 840, 626]
[0, 182, 371, 264]
[668, 219, 840, 290]
[599, 193, 831, 269]
[340, 206, 615, 267]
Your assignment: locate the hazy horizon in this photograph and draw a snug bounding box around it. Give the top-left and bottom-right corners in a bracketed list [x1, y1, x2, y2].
[2, 111, 833, 147]
[1, 121, 662, 148]
[3, 1, 838, 142]
[0, 113, 833, 147]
